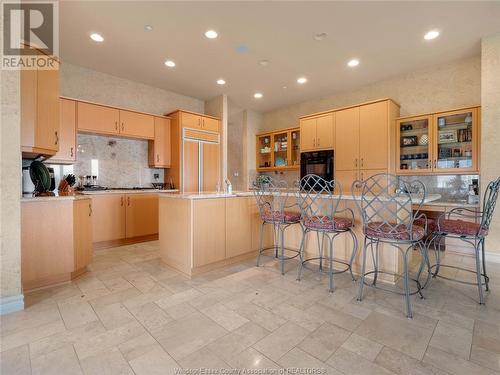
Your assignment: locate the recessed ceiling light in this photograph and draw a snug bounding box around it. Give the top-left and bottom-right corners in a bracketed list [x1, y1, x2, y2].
[297, 77, 307, 84]
[254, 93, 263, 99]
[144, 25, 153, 31]
[216, 79, 226, 85]
[347, 59, 360, 67]
[314, 32, 328, 41]
[259, 59, 270, 66]
[204, 30, 218, 39]
[164, 60, 176, 68]
[424, 30, 440, 40]
[90, 33, 104, 42]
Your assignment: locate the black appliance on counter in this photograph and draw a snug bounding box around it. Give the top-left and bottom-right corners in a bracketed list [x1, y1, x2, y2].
[300, 150, 334, 190]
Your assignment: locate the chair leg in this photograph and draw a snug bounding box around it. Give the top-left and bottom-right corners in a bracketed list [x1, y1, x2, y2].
[317, 231, 323, 272]
[273, 224, 279, 258]
[357, 238, 368, 302]
[280, 226, 285, 275]
[482, 239, 489, 292]
[474, 239, 485, 305]
[402, 247, 413, 319]
[328, 235, 334, 293]
[348, 229, 358, 282]
[256, 221, 265, 267]
[297, 228, 307, 281]
[372, 241, 379, 286]
[433, 234, 442, 277]
[416, 240, 431, 293]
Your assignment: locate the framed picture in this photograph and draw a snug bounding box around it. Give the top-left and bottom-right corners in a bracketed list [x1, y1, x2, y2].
[438, 130, 457, 144]
[401, 136, 418, 147]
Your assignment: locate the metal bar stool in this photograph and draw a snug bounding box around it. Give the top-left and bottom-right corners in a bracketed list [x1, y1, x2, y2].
[296, 174, 358, 292]
[253, 177, 302, 275]
[427, 176, 500, 305]
[354, 173, 430, 319]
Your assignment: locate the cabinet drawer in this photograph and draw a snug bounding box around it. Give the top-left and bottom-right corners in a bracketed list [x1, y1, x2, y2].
[119, 110, 154, 139]
[202, 117, 219, 132]
[78, 102, 119, 135]
[181, 112, 202, 129]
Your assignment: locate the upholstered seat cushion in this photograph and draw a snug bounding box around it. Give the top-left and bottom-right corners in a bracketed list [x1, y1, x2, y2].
[365, 221, 425, 241]
[437, 219, 487, 237]
[304, 216, 353, 231]
[413, 217, 437, 234]
[262, 211, 301, 223]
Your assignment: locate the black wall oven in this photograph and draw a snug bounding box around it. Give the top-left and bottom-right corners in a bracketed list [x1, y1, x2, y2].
[300, 150, 334, 189]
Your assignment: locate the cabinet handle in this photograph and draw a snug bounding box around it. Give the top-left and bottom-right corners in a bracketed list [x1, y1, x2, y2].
[89, 203, 92, 217]
[313, 139, 316, 147]
[198, 118, 201, 127]
[70, 147, 74, 157]
[433, 160, 437, 169]
[361, 172, 364, 181]
[157, 154, 159, 162]
[202, 118, 205, 127]
[121, 196, 124, 206]
[317, 138, 320, 146]
[361, 158, 364, 167]
[355, 158, 358, 168]
[121, 122, 124, 131]
[127, 196, 130, 206]
[54, 131, 58, 145]
[115, 121, 118, 131]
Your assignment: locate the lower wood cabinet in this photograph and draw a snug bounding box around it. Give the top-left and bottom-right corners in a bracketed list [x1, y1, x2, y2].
[21, 198, 93, 290]
[225, 197, 252, 258]
[193, 199, 226, 267]
[91, 193, 158, 243]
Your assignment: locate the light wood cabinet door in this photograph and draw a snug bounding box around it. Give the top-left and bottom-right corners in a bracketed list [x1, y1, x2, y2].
[36, 59, 60, 152]
[91, 194, 126, 242]
[359, 101, 388, 170]
[77, 102, 120, 135]
[225, 197, 252, 258]
[300, 117, 317, 151]
[202, 143, 220, 192]
[74, 199, 93, 271]
[183, 140, 200, 192]
[335, 107, 360, 171]
[315, 114, 334, 150]
[149, 117, 171, 167]
[202, 117, 219, 132]
[181, 112, 202, 129]
[119, 110, 154, 139]
[125, 194, 159, 238]
[335, 170, 358, 194]
[193, 199, 226, 267]
[51, 98, 76, 163]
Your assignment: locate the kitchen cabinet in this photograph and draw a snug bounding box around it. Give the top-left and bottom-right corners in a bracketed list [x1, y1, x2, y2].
[91, 194, 126, 242]
[335, 107, 360, 171]
[202, 116, 220, 132]
[77, 102, 120, 135]
[50, 98, 76, 163]
[119, 109, 155, 139]
[359, 101, 389, 170]
[202, 142, 220, 191]
[21, 47, 60, 158]
[299, 113, 334, 151]
[256, 127, 300, 172]
[125, 194, 159, 238]
[180, 111, 220, 132]
[225, 197, 252, 258]
[397, 106, 480, 175]
[148, 117, 171, 168]
[335, 170, 359, 193]
[193, 199, 226, 267]
[73, 199, 93, 273]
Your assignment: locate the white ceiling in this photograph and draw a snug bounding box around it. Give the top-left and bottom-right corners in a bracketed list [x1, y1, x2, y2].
[60, 1, 500, 113]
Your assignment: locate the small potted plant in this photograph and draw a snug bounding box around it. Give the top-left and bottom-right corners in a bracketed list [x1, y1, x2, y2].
[256, 174, 272, 188]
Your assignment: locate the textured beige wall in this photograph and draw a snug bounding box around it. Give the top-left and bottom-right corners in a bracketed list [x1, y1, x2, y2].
[262, 56, 480, 131]
[205, 95, 228, 185]
[0, 68, 22, 300]
[481, 35, 500, 254]
[227, 99, 245, 190]
[245, 110, 264, 187]
[61, 62, 204, 116]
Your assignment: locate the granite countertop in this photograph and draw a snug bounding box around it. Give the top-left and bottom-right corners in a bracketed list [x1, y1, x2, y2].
[78, 189, 178, 195]
[21, 189, 179, 202]
[21, 194, 91, 202]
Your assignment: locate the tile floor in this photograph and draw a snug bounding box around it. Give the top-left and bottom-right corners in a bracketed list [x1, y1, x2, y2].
[1, 241, 500, 375]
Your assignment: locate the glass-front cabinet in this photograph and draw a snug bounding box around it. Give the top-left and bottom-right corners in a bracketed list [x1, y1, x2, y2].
[397, 107, 479, 175]
[256, 127, 300, 171]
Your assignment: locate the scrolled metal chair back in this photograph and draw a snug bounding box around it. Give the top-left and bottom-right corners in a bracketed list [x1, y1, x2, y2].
[297, 174, 341, 226]
[253, 177, 294, 222]
[353, 173, 425, 241]
[480, 176, 500, 233]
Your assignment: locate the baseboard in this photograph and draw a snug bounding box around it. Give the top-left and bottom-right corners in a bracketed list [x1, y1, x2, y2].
[485, 251, 500, 264]
[0, 294, 24, 315]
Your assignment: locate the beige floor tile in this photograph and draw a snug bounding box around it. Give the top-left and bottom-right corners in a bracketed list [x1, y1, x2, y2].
[188, 289, 233, 309]
[101, 277, 134, 292]
[121, 284, 171, 310]
[0, 303, 61, 337]
[151, 311, 227, 360]
[76, 276, 108, 293]
[126, 274, 158, 293]
[206, 321, 270, 362]
[298, 322, 351, 362]
[428, 321, 472, 360]
[253, 321, 310, 361]
[1, 320, 66, 352]
[201, 303, 249, 331]
[470, 345, 500, 372]
[162, 302, 197, 320]
[271, 302, 325, 332]
[473, 319, 500, 353]
[355, 311, 434, 360]
[89, 287, 142, 309]
[128, 301, 173, 332]
[226, 347, 280, 369]
[178, 347, 230, 369]
[341, 333, 383, 361]
[31, 345, 83, 375]
[374, 346, 448, 375]
[155, 288, 203, 310]
[251, 287, 295, 310]
[233, 302, 287, 332]
[80, 348, 134, 375]
[306, 303, 362, 332]
[93, 303, 135, 330]
[0, 344, 31, 375]
[423, 346, 497, 375]
[58, 301, 99, 330]
[118, 332, 162, 362]
[327, 347, 394, 375]
[279, 347, 342, 375]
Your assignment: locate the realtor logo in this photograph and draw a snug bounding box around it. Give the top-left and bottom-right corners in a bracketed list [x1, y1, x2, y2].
[2, 1, 59, 69]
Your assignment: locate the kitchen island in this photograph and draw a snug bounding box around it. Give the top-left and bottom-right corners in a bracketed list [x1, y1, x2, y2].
[159, 192, 441, 283]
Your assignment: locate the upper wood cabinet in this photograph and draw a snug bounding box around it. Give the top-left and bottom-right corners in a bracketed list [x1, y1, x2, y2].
[256, 127, 300, 172]
[77, 102, 119, 135]
[202, 116, 219, 132]
[397, 106, 480, 175]
[21, 49, 60, 158]
[335, 107, 360, 171]
[119, 109, 154, 139]
[299, 113, 334, 151]
[125, 194, 159, 238]
[148, 117, 171, 168]
[179, 111, 220, 132]
[50, 98, 76, 164]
